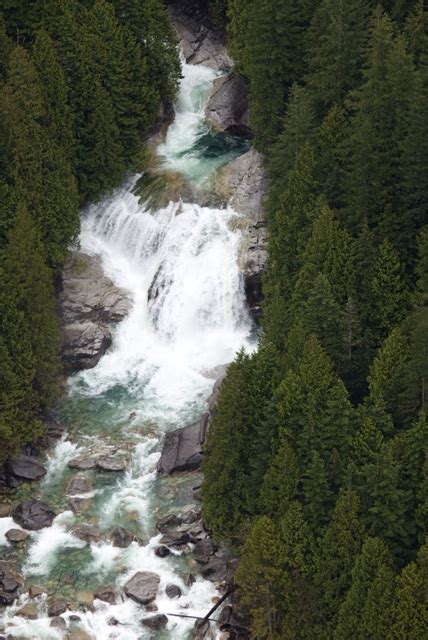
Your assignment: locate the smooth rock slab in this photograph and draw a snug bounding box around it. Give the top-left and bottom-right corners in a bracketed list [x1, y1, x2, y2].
[12, 499, 56, 530]
[205, 73, 250, 136]
[6, 455, 47, 481]
[66, 476, 92, 495]
[5, 528, 28, 543]
[157, 419, 206, 474]
[62, 322, 111, 371]
[141, 614, 168, 630]
[68, 458, 97, 471]
[96, 456, 127, 472]
[124, 571, 160, 605]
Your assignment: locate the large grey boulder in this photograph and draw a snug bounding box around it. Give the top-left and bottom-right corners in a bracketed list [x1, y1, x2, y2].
[218, 148, 268, 319]
[205, 73, 250, 137]
[60, 252, 131, 324]
[61, 322, 111, 371]
[0, 561, 24, 605]
[124, 571, 160, 605]
[60, 252, 131, 372]
[6, 455, 46, 481]
[169, 7, 233, 71]
[12, 499, 56, 531]
[157, 414, 209, 474]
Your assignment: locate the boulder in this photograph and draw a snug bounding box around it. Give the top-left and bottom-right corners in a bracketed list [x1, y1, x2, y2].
[154, 546, 170, 558]
[169, 6, 233, 72]
[205, 73, 250, 137]
[66, 476, 92, 495]
[95, 586, 117, 605]
[6, 455, 46, 481]
[62, 322, 112, 371]
[48, 600, 67, 617]
[110, 527, 138, 548]
[68, 458, 97, 471]
[60, 252, 131, 325]
[157, 417, 207, 474]
[29, 585, 46, 598]
[5, 528, 28, 543]
[17, 603, 38, 619]
[218, 148, 268, 319]
[141, 614, 168, 631]
[159, 531, 190, 547]
[124, 571, 160, 605]
[12, 499, 56, 530]
[0, 503, 11, 517]
[156, 513, 183, 533]
[0, 561, 24, 605]
[96, 456, 126, 472]
[67, 497, 92, 515]
[201, 557, 229, 583]
[165, 584, 182, 599]
[71, 524, 101, 544]
[193, 539, 215, 564]
[50, 617, 67, 630]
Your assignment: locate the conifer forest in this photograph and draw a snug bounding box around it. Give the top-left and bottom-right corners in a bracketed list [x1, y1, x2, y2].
[0, 0, 427, 638]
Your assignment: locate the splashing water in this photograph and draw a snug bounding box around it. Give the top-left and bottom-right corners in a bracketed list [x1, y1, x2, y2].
[2, 58, 252, 639]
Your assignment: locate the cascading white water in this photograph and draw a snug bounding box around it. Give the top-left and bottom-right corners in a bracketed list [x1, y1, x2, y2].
[1, 57, 252, 639]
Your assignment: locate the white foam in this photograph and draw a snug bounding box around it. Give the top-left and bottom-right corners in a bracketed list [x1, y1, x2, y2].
[0, 517, 23, 546]
[42, 436, 81, 487]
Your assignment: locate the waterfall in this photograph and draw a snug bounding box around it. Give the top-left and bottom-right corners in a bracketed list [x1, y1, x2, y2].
[1, 56, 252, 639]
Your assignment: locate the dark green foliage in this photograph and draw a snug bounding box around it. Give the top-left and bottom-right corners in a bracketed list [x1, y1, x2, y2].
[204, 0, 428, 636]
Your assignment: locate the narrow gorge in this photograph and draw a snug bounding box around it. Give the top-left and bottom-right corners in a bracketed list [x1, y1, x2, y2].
[0, 11, 265, 640]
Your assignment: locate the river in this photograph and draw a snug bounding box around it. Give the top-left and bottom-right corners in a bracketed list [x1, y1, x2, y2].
[0, 56, 253, 639]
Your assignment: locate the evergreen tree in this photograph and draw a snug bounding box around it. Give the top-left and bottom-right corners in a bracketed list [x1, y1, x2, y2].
[335, 537, 394, 640]
[0, 13, 11, 84]
[370, 240, 407, 342]
[315, 104, 349, 209]
[306, 0, 370, 113]
[260, 438, 300, 518]
[389, 541, 428, 639]
[314, 490, 366, 631]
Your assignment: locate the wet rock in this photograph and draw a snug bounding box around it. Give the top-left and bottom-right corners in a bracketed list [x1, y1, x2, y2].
[95, 586, 117, 605]
[184, 573, 196, 587]
[145, 603, 158, 612]
[207, 370, 228, 414]
[154, 546, 170, 558]
[12, 499, 56, 530]
[218, 604, 232, 628]
[68, 458, 97, 471]
[110, 526, 139, 548]
[220, 148, 267, 223]
[201, 557, 229, 583]
[141, 614, 168, 631]
[205, 73, 250, 137]
[5, 529, 28, 543]
[0, 503, 11, 517]
[66, 476, 92, 495]
[0, 560, 24, 605]
[156, 513, 182, 533]
[50, 616, 67, 630]
[108, 617, 119, 626]
[124, 571, 160, 605]
[157, 418, 207, 474]
[159, 531, 190, 547]
[169, 6, 232, 71]
[48, 600, 67, 617]
[165, 584, 182, 599]
[193, 539, 215, 564]
[67, 497, 92, 515]
[71, 524, 101, 544]
[60, 252, 131, 325]
[77, 590, 94, 608]
[29, 585, 46, 598]
[193, 619, 210, 639]
[17, 603, 38, 619]
[62, 322, 112, 371]
[96, 456, 126, 472]
[6, 455, 46, 481]
[67, 631, 94, 640]
[69, 614, 81, 622]
[180, 508, 201, 525]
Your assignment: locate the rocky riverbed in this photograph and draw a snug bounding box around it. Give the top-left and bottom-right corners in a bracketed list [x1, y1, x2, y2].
[0, 6, 266, 639]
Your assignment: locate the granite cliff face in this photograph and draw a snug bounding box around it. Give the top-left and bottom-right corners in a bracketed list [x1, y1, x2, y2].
[59, 252, 131, 371]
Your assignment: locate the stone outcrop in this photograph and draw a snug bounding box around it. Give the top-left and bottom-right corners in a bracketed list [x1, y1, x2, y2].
[60, 252, 131, 371]
[217, 148, 268, 320]
[124, 571, 160, 605]
[205, 73, 251, 137]
[12, 499, 56, 530]
[169, 5, 232, 72]
[6, 455, 46, 482]
[0, 561, 24, 605]
[157, 413, 209, 473]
